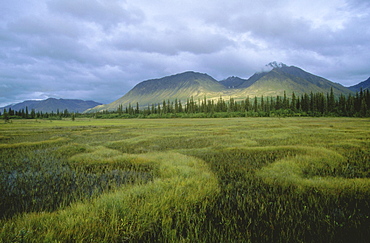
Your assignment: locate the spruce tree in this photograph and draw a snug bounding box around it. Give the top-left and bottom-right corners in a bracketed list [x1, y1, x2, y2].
[174, 99, 179, 113]
[260, 96, 264, 112]
[31, 109, 36, 119]
[328, 87, 335, 112]
[291, 92, 297, 112]
[3, 109, 9, 122]
[253, 97, 258, 112]
[178, 100, 183, 113]
[360, 98, 368, 117]
[283, 91, 288, 109]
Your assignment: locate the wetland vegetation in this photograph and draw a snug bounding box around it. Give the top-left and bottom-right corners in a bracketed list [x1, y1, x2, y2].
[0, 117, 369, 242]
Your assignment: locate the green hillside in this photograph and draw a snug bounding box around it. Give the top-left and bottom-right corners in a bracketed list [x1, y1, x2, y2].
[234, 66, 353, 98]
[87, 71, 225, 112]
[86, 65, 354, 113]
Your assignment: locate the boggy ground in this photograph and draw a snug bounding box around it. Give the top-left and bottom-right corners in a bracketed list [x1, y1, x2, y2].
[0, 117, 369, 242]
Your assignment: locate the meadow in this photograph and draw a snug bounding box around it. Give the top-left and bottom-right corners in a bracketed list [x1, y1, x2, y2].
[0, 117, 369, 242]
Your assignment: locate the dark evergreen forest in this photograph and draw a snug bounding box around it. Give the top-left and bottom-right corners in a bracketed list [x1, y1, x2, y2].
[2, 89, 370, 120]
[101, 89, 370, 118]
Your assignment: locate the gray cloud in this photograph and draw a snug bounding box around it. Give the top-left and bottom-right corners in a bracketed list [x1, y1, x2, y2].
[110, 25, 234, 55]
[0, 0, 369, 107]
[47, 0, 144, 28]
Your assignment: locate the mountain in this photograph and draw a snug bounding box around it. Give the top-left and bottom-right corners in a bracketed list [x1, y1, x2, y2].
[233, 64, 353, 97]
[237, 72, 269, 89]
[220, 76, 246, 89]
[348, 77, 370, 92]
[0, 98, 102, 113]
[87, 71, 225, 112]
[86, 64, 355, 113]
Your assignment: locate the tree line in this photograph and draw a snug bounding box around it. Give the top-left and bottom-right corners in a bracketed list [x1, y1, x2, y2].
[2, 89, 370, 121]
[99, 88, 370, 118]
[1, 108, 77, 121]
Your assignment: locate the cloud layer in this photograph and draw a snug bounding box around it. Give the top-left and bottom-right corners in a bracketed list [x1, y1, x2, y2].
[1, 0, 369, 106]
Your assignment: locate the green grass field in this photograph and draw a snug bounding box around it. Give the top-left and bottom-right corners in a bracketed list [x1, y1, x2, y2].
[1, 117, 369, 242]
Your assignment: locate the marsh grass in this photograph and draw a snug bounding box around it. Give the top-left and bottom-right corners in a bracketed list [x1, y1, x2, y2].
[0, 117, 369, 242]
[1, 152, 219, 242]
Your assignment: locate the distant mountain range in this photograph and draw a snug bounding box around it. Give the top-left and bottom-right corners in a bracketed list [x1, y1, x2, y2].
[0, 98, 102, 113]
[2, 63, 368, 114]
[219, 76, 246, 88]
[87, 63, 360, 113]
[348, 77, 370, 92]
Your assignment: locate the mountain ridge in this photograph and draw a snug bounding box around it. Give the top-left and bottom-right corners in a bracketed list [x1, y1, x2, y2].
[220, 76, 247, 89]
[86, 64, 356, 113]
[87, 71, 226, 112]
[349, 77, 370, 92]
[0, 98, 102, 113]
[3, 64, 365, 114]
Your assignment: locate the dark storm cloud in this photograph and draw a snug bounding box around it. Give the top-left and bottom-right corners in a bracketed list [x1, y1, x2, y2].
[0, 0, 369, 107]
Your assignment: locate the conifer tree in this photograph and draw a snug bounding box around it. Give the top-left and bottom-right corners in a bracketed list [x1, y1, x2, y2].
[174, 99, 179, 113]
[167, 100, 172, 113]
[291, 92, 297, 112]
[275, 95, 281, 110]
[30, 109, 36, 119]
[283, 91, 288, 109]
[328, 87, 335, 112]
[117, 104, 123, 115]
[253, 97, 258, 112]
[260, 96, 265, 112]
[265, 97, 271, 113]
[360, 98, 368, 117]
[178, 100, 183, 113]
[3, 108, 9, 122]
[245, 97, 250, 111]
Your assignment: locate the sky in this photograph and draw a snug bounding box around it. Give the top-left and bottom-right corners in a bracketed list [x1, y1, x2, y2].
[1, 0, 370, 106]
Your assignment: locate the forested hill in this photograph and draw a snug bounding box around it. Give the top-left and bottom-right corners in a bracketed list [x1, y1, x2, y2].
[92, 88, 370, 118]
[87, 71, 226, 112]
[87, 64, 354, 113]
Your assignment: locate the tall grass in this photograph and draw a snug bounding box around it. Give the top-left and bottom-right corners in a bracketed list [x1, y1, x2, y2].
[189, 146, 370, 242]
[1, 152, 219, 242]
[0, 117, 369, 242]
[257, 146, 370, 192]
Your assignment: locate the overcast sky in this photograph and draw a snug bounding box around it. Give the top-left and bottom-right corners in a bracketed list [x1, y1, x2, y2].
[1, 0, 369, 106]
